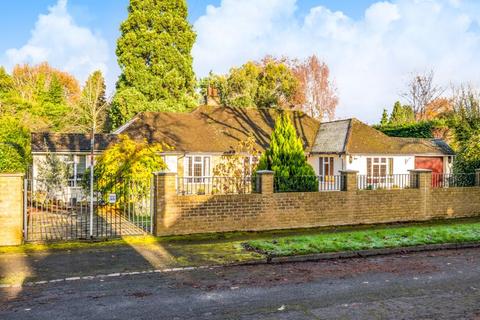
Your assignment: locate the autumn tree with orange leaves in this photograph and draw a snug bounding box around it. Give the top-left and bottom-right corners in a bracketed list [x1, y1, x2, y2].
[200, 55, 338, 121]
[290, 55, 338, 121]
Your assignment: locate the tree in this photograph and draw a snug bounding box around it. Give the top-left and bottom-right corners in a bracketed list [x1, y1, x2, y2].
[36, 152, 69, 202]
[116, 0, 197, 114]
[0, 67, 13, 96]
[90, 135, 167, 206]
[402, 70, 444, 120]
[212, 136, 260, 194]
[380, 109, 389, 127]
[290, 55, 338, 120]
[389, 101, 415, 125]
[0, 116, 31, 173]
[256, 57, 299, 109]
[256, 113, 317, 192]
[75, 71, 109, 133]
[201, 57, 300, 109]
[425, 98, 452, 120]
[449, 85, 480, 173]
[12, 63, 80, 106]
[225, 61, 260, 108]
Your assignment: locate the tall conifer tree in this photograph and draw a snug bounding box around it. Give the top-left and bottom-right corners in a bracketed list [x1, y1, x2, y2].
[115, 0, 196, 118]
[257, 113, 317, 191]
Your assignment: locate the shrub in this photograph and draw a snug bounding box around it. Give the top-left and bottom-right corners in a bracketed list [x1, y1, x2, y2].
[256, 113, 317, 192]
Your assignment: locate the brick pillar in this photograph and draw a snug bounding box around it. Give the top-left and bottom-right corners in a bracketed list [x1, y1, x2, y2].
[153, 172, 176, 235]
[476, 169, 480, 187]
[257, 170, 274, 194]
[0, 174, 24, 246]
[340, 170, 358, 192]
[409, 169, 432, 189]
[409, 169, 432, 220]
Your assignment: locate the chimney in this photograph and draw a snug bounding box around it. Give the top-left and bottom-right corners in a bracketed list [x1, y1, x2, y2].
[206, 85, 221, 106]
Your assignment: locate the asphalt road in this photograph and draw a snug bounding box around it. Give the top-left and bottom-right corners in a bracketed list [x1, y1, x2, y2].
[1, 248, 480, 319]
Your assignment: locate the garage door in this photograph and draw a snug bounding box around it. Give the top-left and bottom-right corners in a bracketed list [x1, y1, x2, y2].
[415, 157, 444, 173]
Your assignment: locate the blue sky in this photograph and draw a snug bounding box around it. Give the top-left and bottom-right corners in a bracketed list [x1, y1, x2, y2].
[1, 0, 480, 122]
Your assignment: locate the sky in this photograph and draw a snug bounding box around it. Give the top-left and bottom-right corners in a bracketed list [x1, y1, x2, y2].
[1, 0, 480, 123]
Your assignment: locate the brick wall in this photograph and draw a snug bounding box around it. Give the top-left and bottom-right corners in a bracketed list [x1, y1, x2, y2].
[0, 174, 24, 246]
[154, 170, 480, 236]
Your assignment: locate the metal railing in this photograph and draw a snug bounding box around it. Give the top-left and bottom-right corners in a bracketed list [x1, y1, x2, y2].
[274, 175, 342, 193]
[176, 176, 254, 195]
[357, 174, 414, 190]
[432, 173, 476, 188]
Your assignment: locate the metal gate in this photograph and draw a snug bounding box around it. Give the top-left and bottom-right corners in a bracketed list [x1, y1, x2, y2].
[23, 175, 154, 242]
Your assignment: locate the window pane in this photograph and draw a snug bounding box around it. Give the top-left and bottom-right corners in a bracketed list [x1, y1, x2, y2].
[380, 164, 387, 176]
[203, 157, 210, 176]
[388, 158, 394, 175]
[187, 157, 192, 176]
[319, 158, 324, 176]
[329, 157, 334, 176]
[373, 165, 380, 176]
[367, 158, 372, 176]
[381, 158, 386, 164]
[194, 163, 202, 177]
[77, 156, 86, 175]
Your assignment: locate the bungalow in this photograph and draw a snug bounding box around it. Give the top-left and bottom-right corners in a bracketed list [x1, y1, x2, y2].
[30, 105, 454, 196]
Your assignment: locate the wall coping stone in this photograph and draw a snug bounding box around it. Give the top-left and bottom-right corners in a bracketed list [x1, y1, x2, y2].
[154, 172, 177, 176]
[257, 170, 274, 175]
[409, 169, 433, 173]
[0, 173, 24, 177]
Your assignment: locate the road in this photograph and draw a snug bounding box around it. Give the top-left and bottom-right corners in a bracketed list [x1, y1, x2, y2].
[1, 248, 480, 319]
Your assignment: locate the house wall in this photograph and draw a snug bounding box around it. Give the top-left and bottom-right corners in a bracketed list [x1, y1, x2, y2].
[308, 155, 344, 176]
[153, 171, 480, 236]
[346, 155, 415, 175]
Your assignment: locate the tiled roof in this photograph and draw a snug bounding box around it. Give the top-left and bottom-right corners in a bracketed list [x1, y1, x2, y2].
[31, 133, 117, 153]
[118, 105, 320, 153]
[312, 118, 455, 155]
[31, 106, 455, 156]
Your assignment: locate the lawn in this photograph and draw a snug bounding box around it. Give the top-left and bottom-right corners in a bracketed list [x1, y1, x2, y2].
[244, 221, 480, 257]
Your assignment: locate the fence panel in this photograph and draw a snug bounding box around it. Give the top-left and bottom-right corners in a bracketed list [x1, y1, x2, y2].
[432, 173, 476, 188]
[177, 176, 254, 195]
[357, 174, 413, 190]
[274, 175, 342, 193]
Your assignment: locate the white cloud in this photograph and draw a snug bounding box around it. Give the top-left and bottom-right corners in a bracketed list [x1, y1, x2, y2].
[192, 0, 480, 123]
[5, 0, 108, 85]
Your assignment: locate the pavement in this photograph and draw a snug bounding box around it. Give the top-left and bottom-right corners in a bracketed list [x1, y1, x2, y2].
[1, 247, 480, 319]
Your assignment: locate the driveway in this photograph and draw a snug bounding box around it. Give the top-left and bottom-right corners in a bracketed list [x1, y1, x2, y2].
[1, 247, 480, 319]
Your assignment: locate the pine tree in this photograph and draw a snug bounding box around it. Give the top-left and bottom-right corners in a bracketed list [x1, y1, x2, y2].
[116, 0, 197, 113]
[380, 109, 389, 126]
[389, 101, 415, 125]
[257, 113, 317, 192]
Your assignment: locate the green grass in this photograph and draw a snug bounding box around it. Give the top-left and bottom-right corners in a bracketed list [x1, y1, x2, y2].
[245, 221, 480, 257]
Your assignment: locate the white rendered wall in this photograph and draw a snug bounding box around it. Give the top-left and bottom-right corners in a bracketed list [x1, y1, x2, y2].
[345, 155, 415, 175]
[308, 155, 345, 176]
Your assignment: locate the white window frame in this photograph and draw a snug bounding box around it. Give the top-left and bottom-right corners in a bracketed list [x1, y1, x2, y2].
[66, 155, 87, 188]
[367, 157, 394, 183]
[184, 155, 211, 183]
[319, 157, 335, 182]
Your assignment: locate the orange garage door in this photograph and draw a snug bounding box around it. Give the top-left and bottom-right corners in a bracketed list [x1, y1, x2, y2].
[414, 157, 444, 173]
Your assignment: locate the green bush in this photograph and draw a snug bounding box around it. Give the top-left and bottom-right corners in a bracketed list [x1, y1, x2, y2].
[256, 113, 317, 192]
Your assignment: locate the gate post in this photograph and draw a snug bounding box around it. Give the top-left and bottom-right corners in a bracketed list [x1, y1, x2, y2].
[153, 172, 176, 236]
[0, 173, 24, 246]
